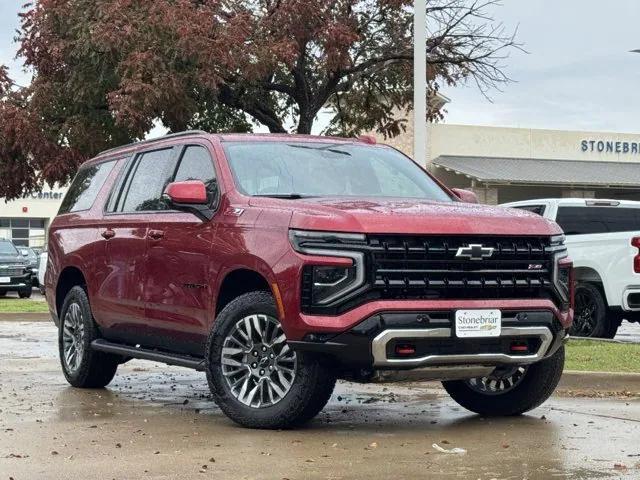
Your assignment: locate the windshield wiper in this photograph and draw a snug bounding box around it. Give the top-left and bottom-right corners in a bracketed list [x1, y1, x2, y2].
[253, 193, 309, 199]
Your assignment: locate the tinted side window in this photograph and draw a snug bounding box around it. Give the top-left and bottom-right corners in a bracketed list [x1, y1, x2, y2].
[119, 149, 176, 212]
[556, 207, 640, 235]
[58, 160, 116, 214]
[174, 146, 217, 192]
[514, 205, 546, 216]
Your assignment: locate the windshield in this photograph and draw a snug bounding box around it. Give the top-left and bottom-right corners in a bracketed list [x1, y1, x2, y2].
[222, 141, 453, 202]
[0, 241, 18, 255]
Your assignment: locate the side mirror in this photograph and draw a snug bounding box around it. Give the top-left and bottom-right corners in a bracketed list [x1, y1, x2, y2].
[451, 188, 479, 204]
[163, 181, 214, 221]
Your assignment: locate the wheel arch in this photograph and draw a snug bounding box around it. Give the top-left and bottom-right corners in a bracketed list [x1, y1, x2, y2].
[215, 268, 277, 319]
[55, 266, 88, 318]
[573, 266, 609, 305]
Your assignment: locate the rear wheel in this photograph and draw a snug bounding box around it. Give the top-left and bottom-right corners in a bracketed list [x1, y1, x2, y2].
[0, 291, 6, 297]
[58, 286, 119, 388]
[571, 283, 608, 338]
[442, 346, 564, 416]
[206, 291, 336, 429]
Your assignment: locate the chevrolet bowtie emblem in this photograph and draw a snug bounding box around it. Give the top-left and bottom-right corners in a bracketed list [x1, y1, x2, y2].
[455, 244, 494, 261]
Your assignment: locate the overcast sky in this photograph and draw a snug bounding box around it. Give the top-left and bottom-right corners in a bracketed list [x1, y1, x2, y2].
[2, 1, 640, 134]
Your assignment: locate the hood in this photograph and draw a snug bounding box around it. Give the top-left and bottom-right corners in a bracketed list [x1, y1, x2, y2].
[0, 253, 24, 264]
[286, 197, 561, 236]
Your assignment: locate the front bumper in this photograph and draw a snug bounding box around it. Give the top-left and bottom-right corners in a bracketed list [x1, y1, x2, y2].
[0, 273, 32, 291]
[290, 308, 568, 374]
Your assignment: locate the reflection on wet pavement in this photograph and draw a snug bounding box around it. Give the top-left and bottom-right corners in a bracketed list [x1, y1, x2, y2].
[1, 321, 639, 479]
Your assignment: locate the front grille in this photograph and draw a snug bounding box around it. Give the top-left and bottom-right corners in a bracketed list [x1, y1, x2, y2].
[0, 265, 25, 277]
[300, 234, 567, 314]
[368, 235, 557, 301]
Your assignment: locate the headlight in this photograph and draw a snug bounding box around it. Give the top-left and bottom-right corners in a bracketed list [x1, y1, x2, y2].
[289, 229, 366, 251]
[290, 230, 366, 306]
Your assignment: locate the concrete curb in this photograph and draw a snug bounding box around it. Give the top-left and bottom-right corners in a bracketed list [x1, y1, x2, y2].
[0, 312, 52, 322]
[559, 370, 640, 394]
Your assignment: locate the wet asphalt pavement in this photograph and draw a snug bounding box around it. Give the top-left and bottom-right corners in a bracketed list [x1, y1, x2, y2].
[1, 321, 640, 479]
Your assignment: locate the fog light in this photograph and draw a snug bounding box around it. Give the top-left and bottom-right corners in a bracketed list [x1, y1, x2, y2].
[395, 344, 416, 356]
[510, 342, 529, 353]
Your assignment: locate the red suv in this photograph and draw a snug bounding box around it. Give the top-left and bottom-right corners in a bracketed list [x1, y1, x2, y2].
[46, 131, 573, 429]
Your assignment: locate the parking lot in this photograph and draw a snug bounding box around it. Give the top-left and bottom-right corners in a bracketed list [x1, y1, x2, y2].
[1, 320, 639, 479]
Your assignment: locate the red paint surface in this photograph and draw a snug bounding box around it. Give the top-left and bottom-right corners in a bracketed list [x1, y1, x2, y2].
[46, 133, 571, 348]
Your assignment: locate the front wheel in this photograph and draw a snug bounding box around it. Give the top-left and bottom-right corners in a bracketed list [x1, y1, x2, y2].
[19, 288, 32, 299]
[442, 346, 565, 416]
[206, 291, 336, 429]
[58, 286, 119, 388]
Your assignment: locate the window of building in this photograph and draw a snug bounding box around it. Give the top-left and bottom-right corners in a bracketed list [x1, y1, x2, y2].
[59, 160, 116, 214]
[555, 206, 640, 235]
[0, 218, 49, 247]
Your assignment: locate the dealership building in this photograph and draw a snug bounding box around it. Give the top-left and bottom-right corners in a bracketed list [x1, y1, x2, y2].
[1, 124, 640, 246]
[384, 123, 640, 204]
[0, 187, 67, 248]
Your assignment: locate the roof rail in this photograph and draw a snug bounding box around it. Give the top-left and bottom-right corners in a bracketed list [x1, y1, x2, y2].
[97, 130, 208, 157]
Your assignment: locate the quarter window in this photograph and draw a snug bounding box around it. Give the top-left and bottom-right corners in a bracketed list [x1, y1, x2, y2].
[514, 205, 546, 216]
[59, 160, 116, 214]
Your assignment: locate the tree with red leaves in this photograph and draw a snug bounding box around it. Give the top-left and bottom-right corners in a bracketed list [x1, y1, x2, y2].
[1, 0, 519, 200]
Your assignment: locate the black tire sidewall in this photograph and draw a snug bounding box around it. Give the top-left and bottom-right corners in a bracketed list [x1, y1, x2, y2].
[572, 282, 608, 338]
[443, 346, 565, 416]
[19, 288, 32, 298]
[58, 286, 117, 387]
[205, 291, 335, 429]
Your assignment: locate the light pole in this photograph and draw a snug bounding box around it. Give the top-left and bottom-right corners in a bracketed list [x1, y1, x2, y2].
[414, 0, 427, 166]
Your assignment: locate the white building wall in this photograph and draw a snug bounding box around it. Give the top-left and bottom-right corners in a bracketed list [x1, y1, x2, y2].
[0, 187, 67, 247]
[426, 124, 640, 166]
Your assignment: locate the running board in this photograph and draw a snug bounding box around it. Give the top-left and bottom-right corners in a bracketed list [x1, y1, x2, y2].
[91, 339, 205, 371]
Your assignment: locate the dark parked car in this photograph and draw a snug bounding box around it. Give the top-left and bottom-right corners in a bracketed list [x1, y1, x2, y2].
[46, 131, 573, 429]
[19, 247, 40, 287]
[0, 239, 33, 298]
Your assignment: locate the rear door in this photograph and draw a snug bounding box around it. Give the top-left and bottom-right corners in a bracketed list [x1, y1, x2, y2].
[95, 146, 179, 344]
[144, 143, 219, 355]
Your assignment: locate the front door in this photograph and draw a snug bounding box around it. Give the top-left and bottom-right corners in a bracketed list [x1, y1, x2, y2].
[144, 144, 219, 355]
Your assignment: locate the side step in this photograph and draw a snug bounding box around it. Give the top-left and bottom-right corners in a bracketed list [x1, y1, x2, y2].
[91, 339, 205, 371]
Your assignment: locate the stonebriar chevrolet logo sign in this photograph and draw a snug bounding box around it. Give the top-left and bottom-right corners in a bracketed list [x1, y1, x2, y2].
[581, 139, 640, 155]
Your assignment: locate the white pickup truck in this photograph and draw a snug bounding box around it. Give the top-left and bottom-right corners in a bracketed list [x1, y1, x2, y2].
[501, 198, 640, 338]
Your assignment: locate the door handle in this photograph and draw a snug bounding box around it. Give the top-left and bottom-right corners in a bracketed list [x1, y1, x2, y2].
[148, 229, 165, 240]
[101, 229, 115, 240]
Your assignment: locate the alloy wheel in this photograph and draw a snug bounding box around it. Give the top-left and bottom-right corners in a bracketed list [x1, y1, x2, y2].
[221, 314, 297, 408]
[62, 302, 85, 374]
[571, 289, 598, 336]
[465, 365, 528, 395]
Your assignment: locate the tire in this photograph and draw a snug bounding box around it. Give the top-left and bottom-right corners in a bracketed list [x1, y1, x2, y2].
[0, 291, 6, 297]
[58, 286, 119, 388]
[571, 282, 608, 338]
[19, 288, 32, 299]
[442, 346, 565, 416]
[205, 291, 336, 429]
[603, 313, 621, 339]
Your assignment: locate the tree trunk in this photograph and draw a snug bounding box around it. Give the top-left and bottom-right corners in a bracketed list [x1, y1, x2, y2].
[296, 114, 313, 134]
